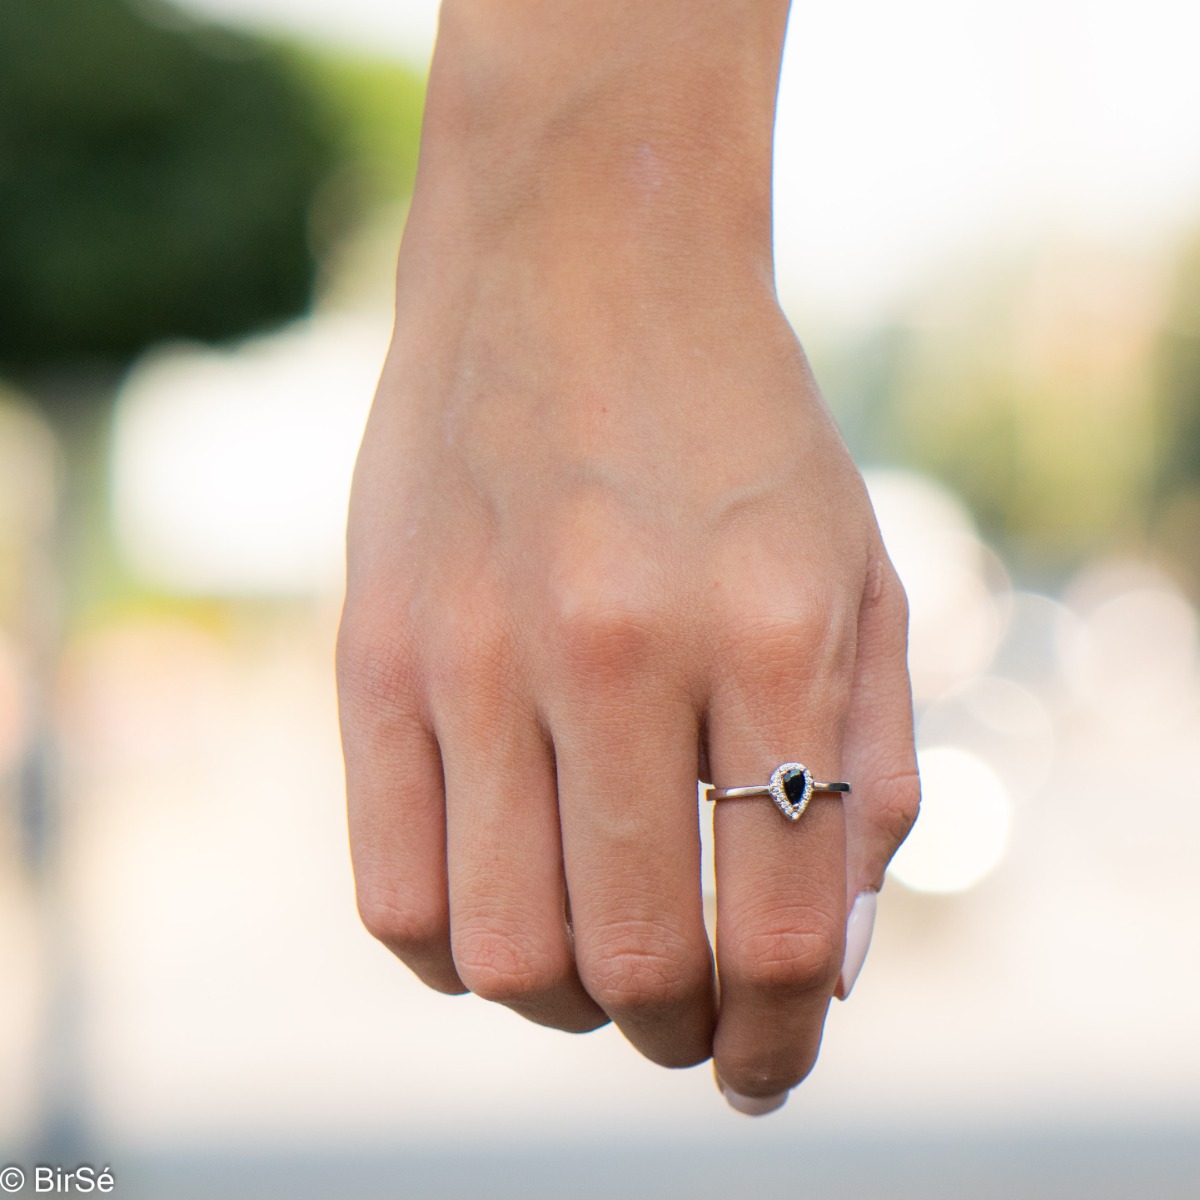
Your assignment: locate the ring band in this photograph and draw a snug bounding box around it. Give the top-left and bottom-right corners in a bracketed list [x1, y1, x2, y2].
[705, 762, 850, 822]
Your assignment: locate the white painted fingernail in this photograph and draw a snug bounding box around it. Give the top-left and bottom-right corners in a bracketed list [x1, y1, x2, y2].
[836, 890, 878, 1000]
[723, 1088, 789, 1117]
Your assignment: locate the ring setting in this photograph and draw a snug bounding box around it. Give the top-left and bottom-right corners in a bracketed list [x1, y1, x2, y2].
[705, 762, 851, 822]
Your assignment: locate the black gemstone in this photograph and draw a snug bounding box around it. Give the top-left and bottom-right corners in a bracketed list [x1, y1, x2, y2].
[782, 767, 809, 806]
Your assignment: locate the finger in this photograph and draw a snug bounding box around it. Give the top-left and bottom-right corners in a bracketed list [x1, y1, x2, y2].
[337, 608, 465, 994]
[842, 555, 921, 892]
[432, 626, 609, 1033]
[549, 611, 715, 1068]
[708, 601, 852, 1099]
[836, 554, 920, 998]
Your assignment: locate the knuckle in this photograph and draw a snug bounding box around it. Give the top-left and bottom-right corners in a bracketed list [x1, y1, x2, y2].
[555, 602, 663, 678]
[884, 570, 911, 628]
[868, 556, 910, 620]
[725, 600, 857, 693]
[863, 560, 912, 656]
[545, 554, 674, 682]
[724, 920, 842, 996]
[875, 768, 922, 849]
[453, 930, 570, 1007]
[337, 621, 420, 716]
[582, 925, 707, 1014]
[356, 882, 445, 960]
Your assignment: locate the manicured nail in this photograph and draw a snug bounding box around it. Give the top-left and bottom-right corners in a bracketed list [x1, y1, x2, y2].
[836, 890, 878, 1000]
[723, 1088, 789, 1117]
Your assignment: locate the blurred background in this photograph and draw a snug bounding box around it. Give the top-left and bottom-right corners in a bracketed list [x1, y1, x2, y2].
[1, 1, 1198, 1197]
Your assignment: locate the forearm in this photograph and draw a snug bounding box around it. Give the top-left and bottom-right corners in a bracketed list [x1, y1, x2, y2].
[402, 0, 793, 306]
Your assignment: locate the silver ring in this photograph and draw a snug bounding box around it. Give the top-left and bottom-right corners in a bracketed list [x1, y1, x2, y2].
[705, 762, 850, 822]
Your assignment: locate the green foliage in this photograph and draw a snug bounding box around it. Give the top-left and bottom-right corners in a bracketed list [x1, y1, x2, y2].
[286, 45, 425, 212]
[1151, 236, 1200, 595]
[1155, 236, 1200, 497]
[0, 0, 420, 383]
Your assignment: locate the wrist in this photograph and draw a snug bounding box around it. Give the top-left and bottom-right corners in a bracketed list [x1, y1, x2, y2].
[403, 0, 791, 297]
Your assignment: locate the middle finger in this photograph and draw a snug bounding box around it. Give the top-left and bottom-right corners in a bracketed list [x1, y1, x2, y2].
[549, 613, 716, 1068]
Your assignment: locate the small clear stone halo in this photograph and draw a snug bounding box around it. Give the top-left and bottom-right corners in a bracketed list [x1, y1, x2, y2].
[704, 765, 849, 815]
[768, 762, 814, 822]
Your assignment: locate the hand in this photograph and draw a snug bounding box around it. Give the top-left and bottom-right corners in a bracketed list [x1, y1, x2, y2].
[336, 0, 919, 1110]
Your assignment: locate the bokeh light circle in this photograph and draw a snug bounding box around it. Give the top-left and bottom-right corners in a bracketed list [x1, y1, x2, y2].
[889, 746, 1012, 895]
[917, 676, 1055, 807]
[1061, 583, 1198, 726]
[864, 470, 1010, 701]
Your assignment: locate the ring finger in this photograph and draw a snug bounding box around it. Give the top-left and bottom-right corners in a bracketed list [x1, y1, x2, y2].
[707, 612, 852, 1102]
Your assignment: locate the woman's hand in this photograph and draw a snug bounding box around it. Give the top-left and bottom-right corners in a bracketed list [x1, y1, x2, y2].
[337, 0, 919, 1112]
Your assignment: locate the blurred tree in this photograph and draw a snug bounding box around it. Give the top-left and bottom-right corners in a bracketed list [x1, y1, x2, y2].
[1152, 234, 1200, 598]
[0, 0, 423, 595]
[0, 0, 420, 388]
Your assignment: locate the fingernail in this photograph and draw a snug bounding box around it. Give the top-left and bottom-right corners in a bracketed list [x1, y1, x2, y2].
[836, 890, 878, 1000]
[723, 1088, 789, 1117]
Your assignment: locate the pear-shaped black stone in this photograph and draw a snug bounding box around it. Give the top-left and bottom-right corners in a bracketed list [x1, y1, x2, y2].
[782, 767, 809, 806]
